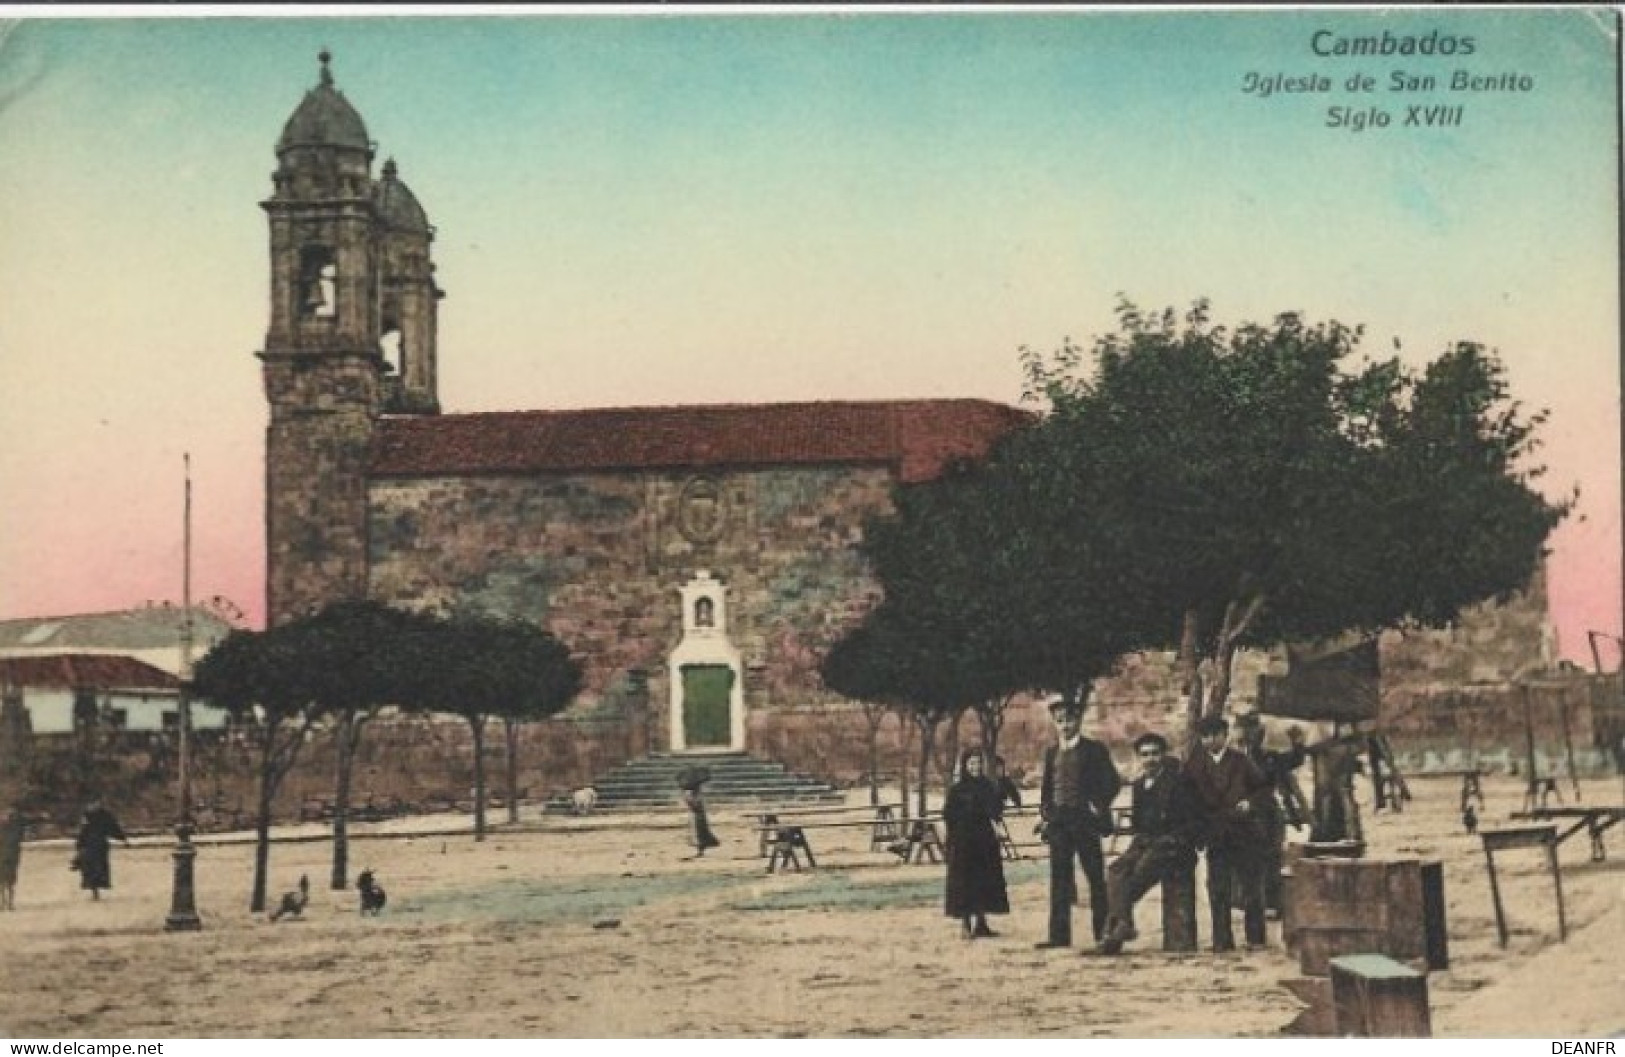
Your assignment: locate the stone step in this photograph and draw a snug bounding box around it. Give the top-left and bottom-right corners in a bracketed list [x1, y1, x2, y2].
[545, 791, 845, 810]
[546, 751, 843, 813]
[597, 774, 796, 788]
[592, 772, 822, 788]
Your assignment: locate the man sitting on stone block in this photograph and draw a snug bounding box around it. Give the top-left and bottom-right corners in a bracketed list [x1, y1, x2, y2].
[1097, 731, 1200, 955]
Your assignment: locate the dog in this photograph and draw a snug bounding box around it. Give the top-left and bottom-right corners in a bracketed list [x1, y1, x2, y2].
[268, 874, 310, 922]
[357, 868, 387, 916]
[570, 786, 599, 816]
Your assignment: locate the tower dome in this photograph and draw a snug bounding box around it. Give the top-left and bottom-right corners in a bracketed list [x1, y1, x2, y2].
[374, 158, 430, 234]
[276, 50, 371, 157]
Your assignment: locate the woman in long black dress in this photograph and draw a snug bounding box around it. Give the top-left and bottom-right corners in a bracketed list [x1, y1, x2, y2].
[677, 769, 721, 859]
[943, 748, 1009, 940]
[73, 800, 128, 900]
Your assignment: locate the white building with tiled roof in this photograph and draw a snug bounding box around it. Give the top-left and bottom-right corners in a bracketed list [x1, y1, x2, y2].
[0, 606, 239, 735]
[0, 605, 238, 678]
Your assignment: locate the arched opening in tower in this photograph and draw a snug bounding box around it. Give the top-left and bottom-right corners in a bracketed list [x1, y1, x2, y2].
[379, 328, 403, 376]
[298, 245, 338, 321]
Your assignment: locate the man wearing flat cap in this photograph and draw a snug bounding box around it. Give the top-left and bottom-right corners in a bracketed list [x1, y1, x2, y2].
[1184, 714, 1271, 952]
[1036, 699, 1121, 949]
[1234, 712, 1307, 918]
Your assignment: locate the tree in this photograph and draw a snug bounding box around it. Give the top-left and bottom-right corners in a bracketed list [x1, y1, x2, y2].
[191, 622, 330, 913]
[856, 429, 1155, 736]
[1020, 300, 1571, 729]
[405, 614, 582, 841]
[191, 600, 447, 907]
[821, 623, 907, 808]
[494, 623, 583, 826]
[822, 602, 992, 817]
[292, 600, 428, 892]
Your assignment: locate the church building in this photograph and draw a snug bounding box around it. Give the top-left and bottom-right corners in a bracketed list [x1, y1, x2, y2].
[260, 55, 1608, 789]
[260, 53, 1029, 760]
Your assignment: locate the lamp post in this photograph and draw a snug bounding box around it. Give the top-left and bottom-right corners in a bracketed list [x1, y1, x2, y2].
[165, 453, 202, 931]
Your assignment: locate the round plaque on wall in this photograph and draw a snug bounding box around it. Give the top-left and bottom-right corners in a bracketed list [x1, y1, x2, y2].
[677, 476, 727, 544]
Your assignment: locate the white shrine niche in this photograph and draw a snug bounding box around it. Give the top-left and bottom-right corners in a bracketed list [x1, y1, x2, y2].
[667, 570, 745, 753]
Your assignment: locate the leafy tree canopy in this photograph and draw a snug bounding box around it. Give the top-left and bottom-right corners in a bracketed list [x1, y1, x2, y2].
[401, 612, 583, 724]
[1018, 299, 1570, 715]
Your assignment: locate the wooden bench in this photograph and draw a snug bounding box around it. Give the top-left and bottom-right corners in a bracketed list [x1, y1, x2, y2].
[1330, 954, 1431, 1037]
[1512, 806, 1624, 863]
[748, 804, 905, 860]
[1480, 824, 1566, 948]
[754, 816, 947, 872]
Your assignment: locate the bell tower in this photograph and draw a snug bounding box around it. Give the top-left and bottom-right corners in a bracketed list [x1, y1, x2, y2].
[373, 157, 443, 414]
[258, 51, 388, 626]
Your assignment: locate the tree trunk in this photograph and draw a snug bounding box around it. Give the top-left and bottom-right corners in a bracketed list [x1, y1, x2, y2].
[1205, 591, 1265, 720]
[504, 717, 520, 826]
[915, 717, 937, 818]
[470, 716, 488, 841]
[1179, 608, 1205, 747]
[1208, 637, 1240, 718]
[252, 800, 272, 915]
[941, 709, 963, 786]
[897, 711, 913, 820]
[249, 712, 317, 914]
[978, 695, 1009, 762]
[330, 710, 357, 891]
[863, 706, 883, 807]
[251, 740, 275, 914]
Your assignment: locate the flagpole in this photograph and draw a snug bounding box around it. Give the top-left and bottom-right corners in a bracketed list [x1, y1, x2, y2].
[180, 452, 193, 825]
[166, 452, 202, 932]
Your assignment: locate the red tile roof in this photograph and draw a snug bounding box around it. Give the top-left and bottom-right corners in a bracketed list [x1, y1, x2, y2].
[371, 399, 1034, 484]
[0, 654, 181, 692]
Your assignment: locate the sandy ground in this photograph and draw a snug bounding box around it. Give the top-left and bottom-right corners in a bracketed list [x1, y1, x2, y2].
[0, 773, 1619, 1038]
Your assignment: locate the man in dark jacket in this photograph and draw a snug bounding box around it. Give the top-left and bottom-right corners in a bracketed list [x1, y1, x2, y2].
[1235, 712, 1307, 918]
[1184, 715, 1270, 951]
[1036, 701, 1122, 948]
[1098, 731, 1200, 954]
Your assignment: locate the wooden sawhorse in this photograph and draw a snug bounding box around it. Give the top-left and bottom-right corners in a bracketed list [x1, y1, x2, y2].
[755, 813, 782, 858]
[1521, 776, 1563, 814]
[902, 820, 944, 864]
[765, 826, 817, 872]
[870, 805, 903, 852]
[1458, 770, 1485, 813]
[1480, 824, 1565, 948]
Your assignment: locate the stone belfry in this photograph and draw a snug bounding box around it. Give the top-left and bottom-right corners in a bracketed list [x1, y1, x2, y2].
[259, 51, 442, 626]
[374, 156, 442, 415]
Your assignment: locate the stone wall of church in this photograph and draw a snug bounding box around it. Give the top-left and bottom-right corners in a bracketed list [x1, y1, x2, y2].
[364, 464, 1590, 782]
[366, 464, 893, 749]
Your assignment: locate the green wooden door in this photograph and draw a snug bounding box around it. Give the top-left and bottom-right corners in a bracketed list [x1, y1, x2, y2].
[681, 665, 734, 747]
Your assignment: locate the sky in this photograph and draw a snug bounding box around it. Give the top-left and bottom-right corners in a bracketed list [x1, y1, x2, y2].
[0, 7, 1618, 664]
